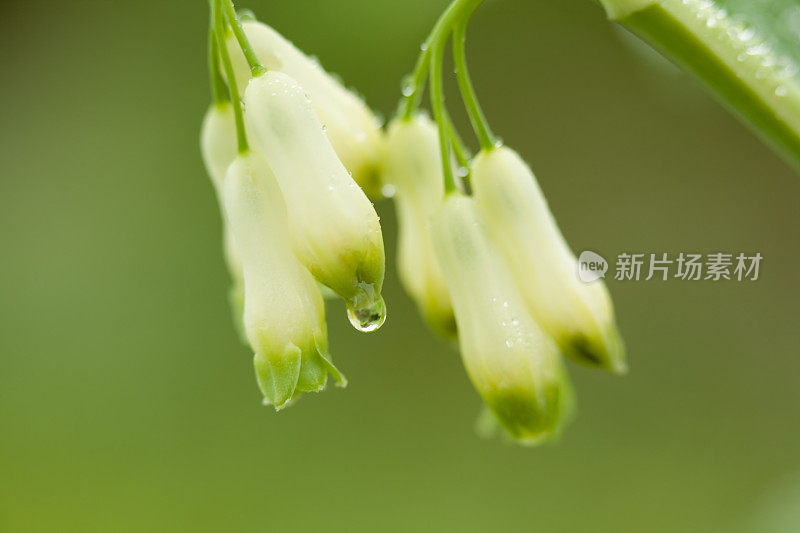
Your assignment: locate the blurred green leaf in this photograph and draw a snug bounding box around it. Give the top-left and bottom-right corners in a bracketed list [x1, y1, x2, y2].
[599, 0, 800, 170]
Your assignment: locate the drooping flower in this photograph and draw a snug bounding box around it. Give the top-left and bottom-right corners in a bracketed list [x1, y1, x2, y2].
[471, 146, 627, 373]
[222, 149, 345, 408]
[383, 114, 455, 338]
[431, 193, 573, 444]
[244, 71, 386, 332]
[227, 21, 385, 197]
[200, 102, 246, 338]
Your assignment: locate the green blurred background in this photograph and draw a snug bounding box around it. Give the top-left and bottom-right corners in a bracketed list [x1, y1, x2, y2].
[1, 1, 799, 531]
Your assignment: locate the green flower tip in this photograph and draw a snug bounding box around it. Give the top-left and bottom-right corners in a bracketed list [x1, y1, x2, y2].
[254, 339, 346, 411]
[564, 325, 628, 375]
[478, 375, 576, 446]
[421, 303, 458, 340]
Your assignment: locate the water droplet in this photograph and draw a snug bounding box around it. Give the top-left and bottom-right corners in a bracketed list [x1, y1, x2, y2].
[456, 166, 469, 178]
[381, 184, 396, 198]
[401, 75, 415, 97]
[237, 8, 257, 22]
[322, 125, 328, 133]
[775, 85, 788, 97]
[347, 296, 387, 332]
[780, 61, 798, 79]
[420, 42, 429, 52]
[747, 42, 770, 57]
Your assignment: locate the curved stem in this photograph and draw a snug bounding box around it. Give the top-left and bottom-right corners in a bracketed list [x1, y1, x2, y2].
[401, 0, 484, 120]
[221, 0, 266, 78]
[453, 12, 496, 150]
[430, 27, 457, 194]
[444, 109, 471, 169]
[215, 0, 248, 153]
[402, 48, 430, 120]
[208, 0, 228, 105]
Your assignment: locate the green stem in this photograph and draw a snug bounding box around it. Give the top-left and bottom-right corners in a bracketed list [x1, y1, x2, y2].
[215, 0, 248, 153]
[208, 0, 228, 105]
[430, 26, 457, 194]
[221, 0, 266, 78]
[453, 12, 496, 150]
[444, 109, 472, 169]
[401, 0, 484, 120]
[599, 0, 800, 170]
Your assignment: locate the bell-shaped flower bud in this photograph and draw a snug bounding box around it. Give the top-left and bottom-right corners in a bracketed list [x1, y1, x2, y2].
[471, 147, 626, 373]
[431, 194, 573, 444]
[222, 150, 346, 409]
[244, 71, 386, 332]
[200, 102, 246, 338]
[227, 21, 385, 197]
[384, 114, 455, 338]
[200, 102, 242, 275]
[201, 103, 237, 193]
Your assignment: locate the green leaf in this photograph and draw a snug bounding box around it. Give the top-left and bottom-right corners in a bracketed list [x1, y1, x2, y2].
[598, 0, 800, 170]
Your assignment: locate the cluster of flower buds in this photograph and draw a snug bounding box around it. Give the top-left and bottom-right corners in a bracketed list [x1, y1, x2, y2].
[200, 0, 626, 442]
[378, 0, 627, 444]
[200, 0, 386, 409]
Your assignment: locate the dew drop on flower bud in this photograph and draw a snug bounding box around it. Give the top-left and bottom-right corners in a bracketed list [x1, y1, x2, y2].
[346, 296, 387, 332]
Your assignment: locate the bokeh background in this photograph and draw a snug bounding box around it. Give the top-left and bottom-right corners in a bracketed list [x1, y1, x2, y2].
[1, 1, 798, 531]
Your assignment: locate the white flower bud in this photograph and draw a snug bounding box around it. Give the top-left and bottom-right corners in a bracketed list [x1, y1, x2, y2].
[244, 71, 386, 332]
[384, 114, 455, 338]
[431, 194, 573, 444]
[201, 103, 237, 194]
[200, 102, 242, 275]
[200, 103, 245, 337]
[227, 21, 385, 197]
[222, 150, 345, 409]
[471, 147, 626, 373]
